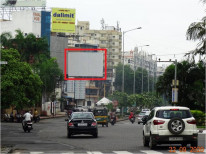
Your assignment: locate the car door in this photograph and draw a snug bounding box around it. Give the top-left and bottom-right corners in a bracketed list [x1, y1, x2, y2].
[145, 109, 155, 136]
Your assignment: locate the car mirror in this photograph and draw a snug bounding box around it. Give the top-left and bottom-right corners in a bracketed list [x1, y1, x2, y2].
[142, 115, 149, 125]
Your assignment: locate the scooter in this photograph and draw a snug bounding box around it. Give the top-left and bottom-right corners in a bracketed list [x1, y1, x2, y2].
[110, 116, 116, 125]
[23, 121, 33, 132]
[130, 117, 135, 124]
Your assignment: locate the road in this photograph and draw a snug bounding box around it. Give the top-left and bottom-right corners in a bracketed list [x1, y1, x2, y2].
[1, 117, 206, 154]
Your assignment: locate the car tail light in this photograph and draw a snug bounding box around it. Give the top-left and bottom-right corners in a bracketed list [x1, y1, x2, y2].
[153, 120, 165, 125]
[91, 122, 97, 126]
[187, 119, 196, 124]
[68, 122, 74, 126]
[170, 109, 179, 111]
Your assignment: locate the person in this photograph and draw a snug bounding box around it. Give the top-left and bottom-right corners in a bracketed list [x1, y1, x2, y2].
[22, 111, 33, 127]
[110, 111, 116, 122]
[129, 111, 135, 121]
[34, 109, 38, 123]
[10, 112, 14, 122]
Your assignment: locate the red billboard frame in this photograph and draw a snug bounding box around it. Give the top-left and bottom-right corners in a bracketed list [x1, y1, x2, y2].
[64, 48, 107, 80]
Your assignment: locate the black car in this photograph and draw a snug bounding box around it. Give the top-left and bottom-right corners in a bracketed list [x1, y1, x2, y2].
[65, 112, 98, 138]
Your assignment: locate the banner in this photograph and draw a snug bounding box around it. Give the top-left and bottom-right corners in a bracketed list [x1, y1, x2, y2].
[51, 8, 76, 33]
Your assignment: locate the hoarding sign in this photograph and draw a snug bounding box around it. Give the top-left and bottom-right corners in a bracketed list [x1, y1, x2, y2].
[33, 11, 41, 23]
[1, 0, 46, 7]
[51, 8, 76, 33]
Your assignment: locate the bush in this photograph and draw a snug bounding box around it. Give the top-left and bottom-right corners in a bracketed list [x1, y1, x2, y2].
[191, 110, 206, 126]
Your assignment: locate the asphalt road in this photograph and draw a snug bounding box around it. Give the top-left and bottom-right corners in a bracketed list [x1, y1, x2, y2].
[1, 117, 206, 154]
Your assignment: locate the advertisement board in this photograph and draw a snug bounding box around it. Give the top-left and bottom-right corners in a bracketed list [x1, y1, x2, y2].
[67, 52, 103, 77]
[51, 8, 75, 33]
[1, 0, 46, 7]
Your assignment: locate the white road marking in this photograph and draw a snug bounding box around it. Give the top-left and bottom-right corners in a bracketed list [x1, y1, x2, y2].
[87, 151, 103, 154]
[113, 151, 133, 154]
[140, 150, 164, 154]
[30, 152, 44, 154]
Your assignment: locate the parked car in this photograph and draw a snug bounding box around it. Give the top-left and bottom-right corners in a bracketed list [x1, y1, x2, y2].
[142, 109, 150, 112]
[142, 106, 198, 149]
[137, 111, 150, 124]
[65, 112, 98, 138]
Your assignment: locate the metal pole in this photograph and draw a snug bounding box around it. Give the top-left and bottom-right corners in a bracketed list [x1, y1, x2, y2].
[121, 32, 124, 117]
[133, 51, 136, 94]
[141, 48, 144, 93]
[174, 59, 177, 106]
[148, 61, 150, 93]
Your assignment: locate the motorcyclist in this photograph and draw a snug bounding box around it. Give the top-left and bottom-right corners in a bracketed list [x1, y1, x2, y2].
[34, 109, 38, 123]
[129, 111, 135, 122]
[110, 111, 116, 123]
[22, 111, 33, 127]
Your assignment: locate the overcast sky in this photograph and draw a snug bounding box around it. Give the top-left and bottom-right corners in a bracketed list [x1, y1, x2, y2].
[47, 0, 205, 65]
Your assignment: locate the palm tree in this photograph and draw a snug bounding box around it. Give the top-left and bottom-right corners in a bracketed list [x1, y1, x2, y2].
[186, 16, 206, 56]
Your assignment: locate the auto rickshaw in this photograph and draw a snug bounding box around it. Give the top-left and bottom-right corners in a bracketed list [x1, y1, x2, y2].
[93, 108, 109, 127]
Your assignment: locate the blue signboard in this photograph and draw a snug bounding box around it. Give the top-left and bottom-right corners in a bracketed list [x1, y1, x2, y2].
[41, 11, 51, 48]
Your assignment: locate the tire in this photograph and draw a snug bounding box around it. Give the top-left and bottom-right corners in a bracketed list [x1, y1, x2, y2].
[24, 128, 26, 132]
[168, 118, 185, 135]
[138, 122, 140, 124]
[67, 130, 71, 138]
[181, 143, 187, 147]
[102, 124, 104, 127]
[106, 123, 108, 127]
[149, 135, 156, 149]
[28, 129, 30, 133]
[143, 133, 149, 146]
[93, 132, 98, 138]
[191, 141, 198, 147]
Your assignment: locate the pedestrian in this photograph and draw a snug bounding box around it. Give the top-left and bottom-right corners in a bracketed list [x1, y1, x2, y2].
[10, 112, 14, 122]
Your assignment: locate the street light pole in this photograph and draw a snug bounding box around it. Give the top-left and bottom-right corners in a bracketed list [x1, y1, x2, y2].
[122, 27, 142, 93]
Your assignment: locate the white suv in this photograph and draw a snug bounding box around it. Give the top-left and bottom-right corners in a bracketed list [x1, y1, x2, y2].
[142, 106, 198, 149]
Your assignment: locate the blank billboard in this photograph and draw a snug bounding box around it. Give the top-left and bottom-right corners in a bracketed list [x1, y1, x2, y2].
[67, 52, 103, 77]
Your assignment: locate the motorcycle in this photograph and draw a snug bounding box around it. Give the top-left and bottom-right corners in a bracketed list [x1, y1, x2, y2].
[34, 115, 40, 123]
[110, 116, 116, 125]
[130, 117, 135, 124]
[23, 121, 33, 132]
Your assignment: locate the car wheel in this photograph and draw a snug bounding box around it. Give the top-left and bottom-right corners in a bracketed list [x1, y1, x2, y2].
[93, 133, 98, 138]
[143, 133, 149, 146]
[191, 141, 198, 147]
[181, 142, 187, 147]
[149, 135, 156, 149]
[168, 118, 185, 135]
[67, 130, 71, 138]
[138, 122, 140, 124]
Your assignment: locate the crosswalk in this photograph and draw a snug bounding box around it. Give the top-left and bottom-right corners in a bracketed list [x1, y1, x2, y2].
[10, 149, 206, 154]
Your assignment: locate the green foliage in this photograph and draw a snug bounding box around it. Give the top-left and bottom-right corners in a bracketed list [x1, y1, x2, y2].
[190, 110, 206, 126]
[109, 91, 163, 109]
[114, 63, 155, 94]
[156, 61, 205, 111]
[1, 49, 43, 109]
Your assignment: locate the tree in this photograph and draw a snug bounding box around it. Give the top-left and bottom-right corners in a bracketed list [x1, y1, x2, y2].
[114, 63, 154, 94]
[186, 0, 205, 57]
[156, 61, 205, 111]
[1, 49, 43, 110]
[108, 91, 129, 108]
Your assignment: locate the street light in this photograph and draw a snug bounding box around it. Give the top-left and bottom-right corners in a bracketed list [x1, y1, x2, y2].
[122, 27, 142, 93]
[136, 45, 149, 93]
[148, 54, 155, 92]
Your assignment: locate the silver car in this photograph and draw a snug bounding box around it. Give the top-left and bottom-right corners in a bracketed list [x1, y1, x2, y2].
[137, 111, 150, 124]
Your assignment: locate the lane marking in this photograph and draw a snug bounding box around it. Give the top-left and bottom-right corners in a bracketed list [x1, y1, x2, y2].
[140, 150, 163, 154]
[87, 151, 103, 154]
[113, 151, 133, 154]
[30, 152, 44, 154]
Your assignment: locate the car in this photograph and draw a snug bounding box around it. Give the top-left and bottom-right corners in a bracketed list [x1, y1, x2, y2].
[65, 112, 98, 138]
[137, 111, 150, 124]
[142, 109, 150, 112]
[142, 106, 198, 149]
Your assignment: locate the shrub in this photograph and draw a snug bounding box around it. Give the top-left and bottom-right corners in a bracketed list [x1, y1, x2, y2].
[191, 110, 206, 126]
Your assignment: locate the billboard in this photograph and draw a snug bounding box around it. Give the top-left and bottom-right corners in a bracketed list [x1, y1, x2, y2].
[1, 0, 46, 7]
[67, 52, 103, 77]
[51, 8, 75, 33]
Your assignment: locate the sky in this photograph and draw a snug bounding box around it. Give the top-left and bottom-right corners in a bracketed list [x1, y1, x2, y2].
[47, 0, 205, 66]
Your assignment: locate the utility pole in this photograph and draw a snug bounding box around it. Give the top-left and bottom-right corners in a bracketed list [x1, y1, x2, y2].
[157, 59, 178, 106]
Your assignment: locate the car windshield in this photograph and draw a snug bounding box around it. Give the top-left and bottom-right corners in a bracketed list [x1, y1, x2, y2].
[72, 113, 93, 119]
[93, 110, 107, 116]
[156, 110, 192, 119]
[139, 112, 146, 116]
